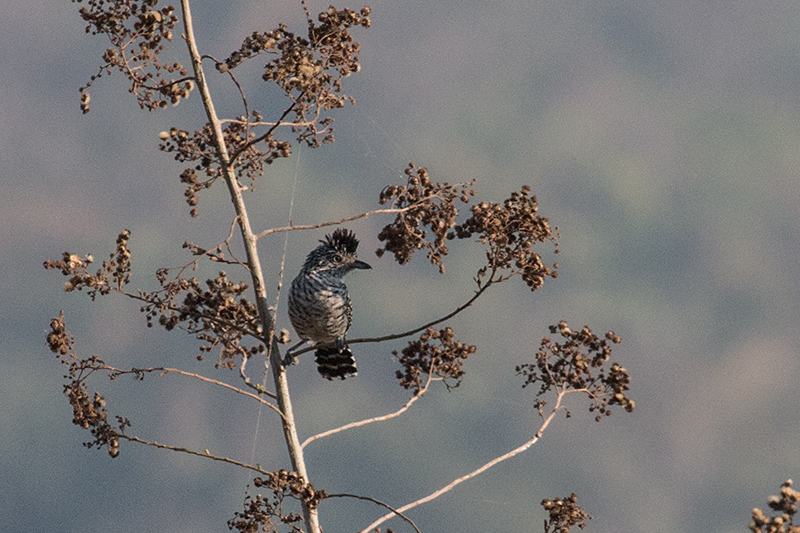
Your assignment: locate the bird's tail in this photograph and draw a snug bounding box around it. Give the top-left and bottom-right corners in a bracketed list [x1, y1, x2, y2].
[315, 346, 358, 380]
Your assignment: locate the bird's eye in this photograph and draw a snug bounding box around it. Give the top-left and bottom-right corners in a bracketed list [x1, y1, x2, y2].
[333, 254, 343, 263]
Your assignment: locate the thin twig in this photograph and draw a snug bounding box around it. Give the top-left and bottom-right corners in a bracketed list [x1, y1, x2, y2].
[108, 364, 280, 409]
[290, 273, 497, 359]
[255, 200, 451, 240]
[120, 434, 271, 474]
[301, 372, 434, 449]
[239, 355, 279, 400]
[325, 494, 421, 533]
[360, 389, 568, 533]
[350, 276, 495, 345]
[202, 55, 250, 127]
[229, 99, 299, 165]
[220, 118, 317, 128]
[171, 216, 240, 277]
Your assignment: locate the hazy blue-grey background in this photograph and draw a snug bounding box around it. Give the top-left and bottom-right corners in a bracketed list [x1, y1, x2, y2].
[3, 1, 800, 532]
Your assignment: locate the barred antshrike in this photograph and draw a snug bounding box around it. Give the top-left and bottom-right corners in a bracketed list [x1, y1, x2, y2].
[284, 229, 371, 379]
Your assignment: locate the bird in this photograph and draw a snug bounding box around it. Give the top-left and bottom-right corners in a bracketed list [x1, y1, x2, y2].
[284, 228, 371, 379]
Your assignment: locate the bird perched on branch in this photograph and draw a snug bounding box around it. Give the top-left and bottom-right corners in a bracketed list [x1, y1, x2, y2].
[284, 229, 371, 379]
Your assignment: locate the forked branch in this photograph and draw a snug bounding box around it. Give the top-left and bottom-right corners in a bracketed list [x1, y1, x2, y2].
[121, 434, 273, 474]
[360, 389, 567, 533]
[255, 193, 472, 240]
[361, 321, 633, 531]
[324, 494, 421, 533]
[301, 372, 434, 449]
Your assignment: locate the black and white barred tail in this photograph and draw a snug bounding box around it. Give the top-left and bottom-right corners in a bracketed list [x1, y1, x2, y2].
[315, 346, 358, 380]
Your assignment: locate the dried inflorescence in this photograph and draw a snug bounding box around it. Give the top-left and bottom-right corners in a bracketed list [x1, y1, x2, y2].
[222, 6, 371, 148]
[517, 321, 634, 421]
[47, 313, 124, 458]
[542, 493, 592, 533]
[157, 5, 370, 218]
[377, 165, 558, 291]
[159, 114, 293, 216]
[228, 471, 326, 533]
[750, 480, 800, 533]
[377, 163, 475, 273]
[43, 230, 132, 299]
[44, 231, 263, 368]
[142, 270, 264, 368]
[73, 0, 189, 112]
[393, 326, 476, 395]
[78, 2, 370, 217]
[453, 184, 558, 290]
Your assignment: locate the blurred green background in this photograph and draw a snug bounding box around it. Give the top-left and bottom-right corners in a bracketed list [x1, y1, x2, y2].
[3, 1, 799, 532]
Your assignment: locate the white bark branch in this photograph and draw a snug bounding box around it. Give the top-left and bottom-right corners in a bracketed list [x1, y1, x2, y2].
[179, 3, 320, 532]
[360, 388, 567, 533]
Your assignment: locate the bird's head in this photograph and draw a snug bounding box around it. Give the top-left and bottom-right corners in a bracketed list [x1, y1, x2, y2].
[303, 228, 371, 277]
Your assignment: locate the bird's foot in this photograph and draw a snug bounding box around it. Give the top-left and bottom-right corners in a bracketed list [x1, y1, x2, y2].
[334, 336, 346, 351]
[282, 340, 308, 367]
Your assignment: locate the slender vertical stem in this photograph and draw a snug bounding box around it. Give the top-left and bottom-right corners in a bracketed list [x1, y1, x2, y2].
[179, 2, 320, 532]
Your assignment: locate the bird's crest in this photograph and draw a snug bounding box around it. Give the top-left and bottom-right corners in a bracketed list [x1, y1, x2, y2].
[322, 228, 360, 255]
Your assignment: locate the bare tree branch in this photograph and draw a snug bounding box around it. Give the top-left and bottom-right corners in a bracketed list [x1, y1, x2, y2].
[325, 493, 421, 533]
[255, 196, 464, 240]
[114, 364, 278, 403]
[360, 386, 569, 533]
[179, 2, 319, 532]
[301, 373, 434, 449]
[120, 434, 272, 474]
[290, 271, 498, 360]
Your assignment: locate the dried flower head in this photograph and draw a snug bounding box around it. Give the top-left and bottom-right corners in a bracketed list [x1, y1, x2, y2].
[74, 0, 188, 112]
[750, 480, 800, 533]
[222, 5, 372, 148]
[542, 493, 592, 533]
[228, 471, 326, 532]
[377, 165, 558, 292]
[394, 326, 476, 394]
[377, 163, 475, 273]
[517, 321, 633, 421]
[43, 230, 132, 299]
[140, 271, 263, 368]
[47, 314, 124, 458]
[454, 184, 558, 290]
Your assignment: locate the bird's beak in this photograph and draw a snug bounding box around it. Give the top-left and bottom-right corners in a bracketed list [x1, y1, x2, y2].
[353, 260, 372, 270]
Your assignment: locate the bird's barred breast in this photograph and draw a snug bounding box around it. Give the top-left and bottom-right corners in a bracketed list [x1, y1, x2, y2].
[288, 278, 351, 343]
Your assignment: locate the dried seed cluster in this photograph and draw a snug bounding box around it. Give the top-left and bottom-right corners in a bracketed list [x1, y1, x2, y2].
[142, 271, 263, 368]
[223, 6, 371, 146]
[377, 163, 475, 273]
[542, 493, 592, 533]
[44, 231, 263, 368]
[160, 116, 293, 216]
[76, 1, 370, 217]
[74, 0, 189, 112]
[750, 480, 800, 533]
[393, 326, 477, 395]
[377, 165, 558, 291]
[47, 313, 124, 458]
[228, 471, 326, 533]
[43, 229, 132, 299]
[517, 321, 634, 421]
[454, 184, 558, 290]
